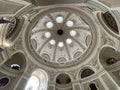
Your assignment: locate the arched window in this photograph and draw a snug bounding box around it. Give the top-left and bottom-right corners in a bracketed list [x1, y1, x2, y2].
[81, 69, 94, 78]
[11, 64, 20, 70]
[25, 76, 39, 90]
[25, 69, 48, 90]
[89, 83, 98, 90]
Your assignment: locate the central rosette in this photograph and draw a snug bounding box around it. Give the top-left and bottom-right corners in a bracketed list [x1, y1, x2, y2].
[30, 8, 93, 64]
[57, 29, 64, 35]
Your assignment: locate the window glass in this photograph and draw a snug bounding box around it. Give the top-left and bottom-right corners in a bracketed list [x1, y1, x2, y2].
[11, 64, 20, 70]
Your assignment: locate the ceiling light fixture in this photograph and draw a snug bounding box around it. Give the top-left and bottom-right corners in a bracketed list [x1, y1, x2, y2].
[70, 30, 77, 36]
[66, 20, 74, 27]
[50, 39, 56, 45]
[66, 38, 72, 44]
[58, 42, 64, 47]
[46, 22, 54, 29]
[45, 32, 51, 38]
[56, 16, 63, 23]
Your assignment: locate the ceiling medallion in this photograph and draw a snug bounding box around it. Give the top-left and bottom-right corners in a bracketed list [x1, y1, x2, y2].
[27, 7, 98, 68]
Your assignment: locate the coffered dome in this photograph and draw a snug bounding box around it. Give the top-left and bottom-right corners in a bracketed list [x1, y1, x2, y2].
[25, 6, 99, 68]
[1, 0, 120, 90]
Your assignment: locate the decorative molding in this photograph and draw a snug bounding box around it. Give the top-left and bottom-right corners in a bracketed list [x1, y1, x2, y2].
[24, 5, 100, 68]
[101, 32, 116, 47]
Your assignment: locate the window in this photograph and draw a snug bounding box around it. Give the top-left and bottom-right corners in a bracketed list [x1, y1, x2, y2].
[11, 64, 20, 70]
[25, 76, 39, 90]
[25, 69, 48, 90]
[89, 83, 98, 90]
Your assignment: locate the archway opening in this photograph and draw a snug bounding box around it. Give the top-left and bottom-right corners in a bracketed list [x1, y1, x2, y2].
[99, 47, 119, 67]
[25, 76, 39, 90]
[56, 73, 71, 84]
[99, 46, 120, 86]
[89, 83, 98, 90]
[81, 68, 95, 78]
[56, 73, 72, 90]
[25, 69, 48, 90]
[4, 53, 26, 72]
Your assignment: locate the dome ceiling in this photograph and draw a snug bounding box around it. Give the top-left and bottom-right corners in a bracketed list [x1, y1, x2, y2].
[31, 8, 92, 63]
[25, 6, 99, 68]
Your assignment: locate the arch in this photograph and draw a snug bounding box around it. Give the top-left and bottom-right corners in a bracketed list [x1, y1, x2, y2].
[0, 17, 24, 48]
[1, 52, 27, 76]
[25, 69, 48, 90]
[81, 68, 95, 79]
[79, 66, 95, 79]
[89, 83, 98, 90]
[56, 73, 71, 85]
[96, 11, 119, 38]
[54, 72, 73, 83]
[99, 46, 120, 86]
[99, 46, 119, 68]
[0, 17, 25, 48]
[55, 73, 73, 90]
[25, 76, 39, 90]
[5, 52, 26, 71]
